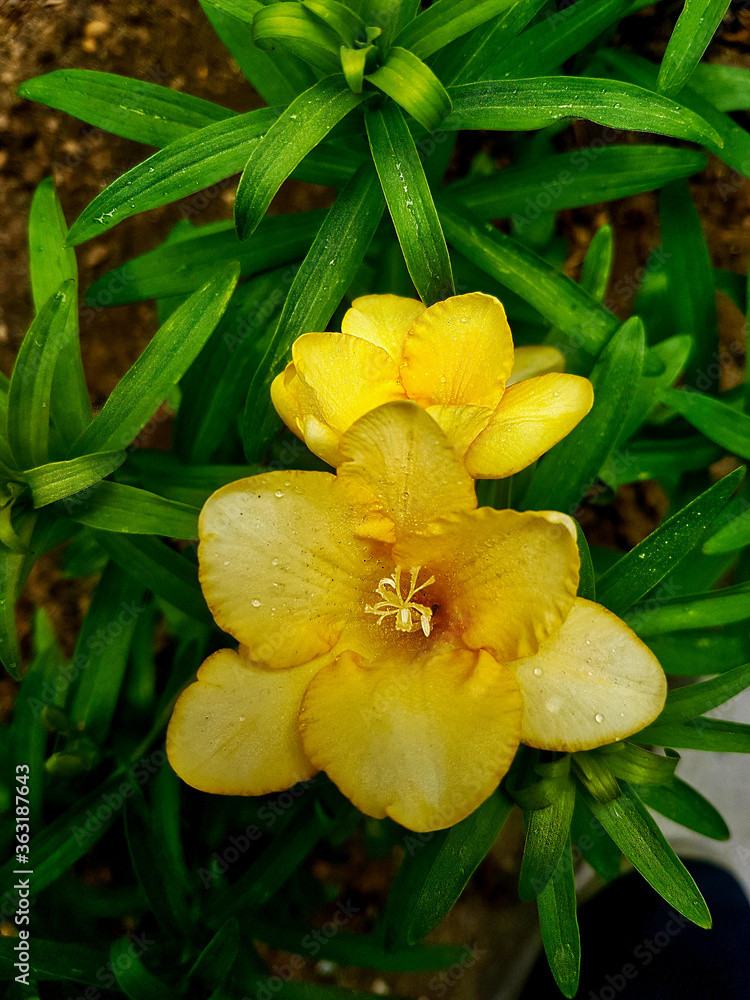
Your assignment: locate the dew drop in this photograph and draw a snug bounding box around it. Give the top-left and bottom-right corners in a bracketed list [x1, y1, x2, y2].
[401, 492, 409, 500]
[274, 490, 284, 498]
[251, 599, 261, 607]
[595, 713, 604, 724]
[585, 639, 591, 645]
[223, 560, 230, 566]
[239, 715, 245, 722]
[533, 667, 543, 677]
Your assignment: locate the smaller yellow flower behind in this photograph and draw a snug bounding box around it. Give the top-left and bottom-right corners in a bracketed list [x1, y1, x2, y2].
[168, 403, 666, 832]
[271, 291, 594, 478]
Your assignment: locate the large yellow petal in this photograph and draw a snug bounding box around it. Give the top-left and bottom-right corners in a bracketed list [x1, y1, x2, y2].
[338, 401, 477, 543]
[507, 345, 565, 386]
[199, 471, 385, 667]
[342, 294, 426, 363]
[465, 373, 594, 479]
[400, 292, 514, 408]
[293, 332, 406, 431]
[424, 404, 494, 458]
[298, 645, 523, 831]
[394, 508, 579, 661]
[166, 647, 321, 796]
[511, 598, 667, 751]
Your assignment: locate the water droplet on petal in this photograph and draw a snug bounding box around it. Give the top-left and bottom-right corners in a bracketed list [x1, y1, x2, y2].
[252, 599, 261, 607]
[595, 713, 604, 723]
[223, 560, 230, 566]
[533, 667, 543, 677]
[274, 490, 284, 498]
[239, 715, 245, 722]
[271, 558, 279, 567]
[585, 639, 591, 645]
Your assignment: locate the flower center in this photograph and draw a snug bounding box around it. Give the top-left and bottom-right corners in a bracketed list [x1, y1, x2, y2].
[365, 565, 436, 637]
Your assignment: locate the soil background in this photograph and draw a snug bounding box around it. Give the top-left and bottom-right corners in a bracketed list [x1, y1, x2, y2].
[1, 2, 749, 998]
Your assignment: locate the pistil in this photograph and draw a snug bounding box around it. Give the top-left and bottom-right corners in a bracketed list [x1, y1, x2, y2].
[365, 565, 436, 637]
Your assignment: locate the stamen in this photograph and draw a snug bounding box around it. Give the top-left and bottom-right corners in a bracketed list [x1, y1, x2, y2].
[365, 565, 436, 636]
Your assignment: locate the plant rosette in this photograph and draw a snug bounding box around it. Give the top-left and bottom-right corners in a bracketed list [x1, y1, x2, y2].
[271, 291, 594, 478]
[167, 401, 666, 832]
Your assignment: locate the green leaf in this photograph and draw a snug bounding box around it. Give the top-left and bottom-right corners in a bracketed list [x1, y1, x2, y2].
[366, 101, 453, 305]
[363, 0, 420, 50]
[0, 937, 109, 985]
[519, 771, 576, 900]
[394, 0, 518, 60]
[600, 744, 679, 785]
[688, 63, 750, 112]
[600, 436, 723, 491]
[703, 504, 750, 554]
[303, 0, 368, 44]
[174, 269, 289, 464]
[536, 839, 580, 999]
[713, 267, 746, 311]
[200, 0, 317, 105]
[438, 202, 618, 353]
[657, 0, 732, 98]
[243, 163, 383, 461]
[7, 280, 75, 469]
[58, 482, 200, 539]
[23, 451, 126, 507]
[86, 211, 325, 305]
[632, 778, 730, 841]
[383, 788, 513, 949]
[235, 75, 364, 241]
[67, 562, 145, 743]
[110, 935, 170, 1000]
[522, 317, 644, 513]
[125, 795, 193, 941]
[19, 69, 234, 146]
[29, 177, 91, 444]
[595, 467, 744, 617]
[366, 47, 452, 133]
[649, 662, 750, 730]
[430, 0, 547, 87]
[657, 386, 750, 459]
[443, 77, 722, 147]
[117, 453, 261, 506]
[74, 264, 238, 455]
[0, 512, 37, 679]
[660, 180, 718, 390]
[640, 717, 750, 753]
[252, 3, 342, 75]
[576, 522, 596, 602]
[593, 48, 750, 180]
[570, 796, 621, 881]
[615, 334, 693, 446]
[645, 622, 750, 677]
[92, 532, 212, 625]
[581, 783, 712, 928]
[628, 584, 750, 638]
[452, 146, 707, 221]
[186, 918, 240, 987]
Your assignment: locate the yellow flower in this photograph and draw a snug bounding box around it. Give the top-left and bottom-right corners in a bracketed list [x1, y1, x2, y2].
[167, 403, 665, 832]
[271, 291, 594, 478]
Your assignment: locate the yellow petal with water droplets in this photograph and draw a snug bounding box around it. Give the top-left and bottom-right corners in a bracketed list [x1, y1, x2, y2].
[342, 293, 426, 363]
[299, 645, 522, 832]
[511, 598, 667, 751]
[507, 345, 565, 386]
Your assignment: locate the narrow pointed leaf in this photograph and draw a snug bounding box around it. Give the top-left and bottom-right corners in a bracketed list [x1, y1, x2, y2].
[19, 69, 234, 146]
[536, 839, 580, 999]
[596, 467, 744, 617]
[366, 47, 452, 133]
[0, 513, 36, 679]
[86, 212, 325, 306]
[383, 789, 514, 949]
[443, 78, 722, 147]
[58, 482, 200, 539]
[658, 386, 750, 459]
[648, 661, 750, 729]
[688, 63, 750, 112]
[703, 505, 750, 555]
[92, 532, 212, 624]
[29, 177, 91, 442]
[303, 0, 367, 44]
[394, 0, 519, 60]
[520, 772, 576, 900]
[252, 4, 342, 75]
[452, 146, 707, 220]
[8, 281, 75, 469]
[522, 317, 644, 513]
[633, 778, 730, 841]
[74, 263, 239, 455]
[628, 585, 750, 638]
[366, 101, 453, 305]
[24, 450, 126, 507]
[581, 783, 712, 928]
[235, 75, 364, 241]
[199, 0, 316, 104]
[657, 0, 732, 98]
[639, 717, 750, 753]
[243, 163, 383, 461]
[439, 202, 618, 352]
